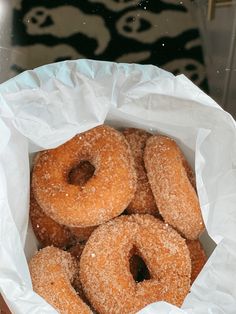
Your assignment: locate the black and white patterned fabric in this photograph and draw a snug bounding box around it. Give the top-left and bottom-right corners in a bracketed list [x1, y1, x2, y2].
[11, 0, 208, 91]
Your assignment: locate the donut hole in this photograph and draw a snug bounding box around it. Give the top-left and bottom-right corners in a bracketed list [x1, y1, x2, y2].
[129, 251, 151, 282]
[68, 160, 95, 186]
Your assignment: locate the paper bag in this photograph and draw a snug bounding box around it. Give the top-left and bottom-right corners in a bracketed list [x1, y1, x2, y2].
[0, 59, 236, 314]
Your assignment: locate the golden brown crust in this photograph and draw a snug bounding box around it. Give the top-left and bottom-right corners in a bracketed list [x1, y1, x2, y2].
[186, 240, 207, 284]
[144, 135, 205, 240]
[32, 125, 137, 227]
[123, 128, 158, 216]
[80, 214, 191, 314]
[29, 246, 92, 314]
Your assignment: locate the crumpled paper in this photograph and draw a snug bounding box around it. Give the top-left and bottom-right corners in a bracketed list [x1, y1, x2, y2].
[0, 59, 236, 314]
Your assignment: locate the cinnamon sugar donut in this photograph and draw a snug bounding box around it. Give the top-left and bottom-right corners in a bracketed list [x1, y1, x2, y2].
[123, 128, 158, 216]
[187, 239, 207, 284]
[144, 135, 204, 240]
[80, 215, 191, 314]
[32, 125, 136, 227]
[29, 246, 92, 314]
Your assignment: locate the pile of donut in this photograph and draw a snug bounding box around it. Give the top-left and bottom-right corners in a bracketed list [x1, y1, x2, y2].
[29, 125, 206, 314]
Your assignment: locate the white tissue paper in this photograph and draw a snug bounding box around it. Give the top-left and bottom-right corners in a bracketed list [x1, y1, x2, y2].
[0, 59, 236, 314]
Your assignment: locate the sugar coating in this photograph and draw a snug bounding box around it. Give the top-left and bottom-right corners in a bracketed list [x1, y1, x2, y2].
[186, 239, 207, 284]
[144, 135, 205, 240]
[29, 246, 92, 314]
[32, 125, 137, 228]
[123, 128, 159, 216]
[79, 214, 191, 314]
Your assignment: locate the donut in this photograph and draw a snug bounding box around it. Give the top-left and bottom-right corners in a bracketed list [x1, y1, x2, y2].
[29, 246, 92, 314]
[30, 187, 73, 248]
[32, 125, 136, 227]
[186, 240, 207, 284]
[80, 214, 191, 314]
[123, 128, 158, 216]
[144, 135, 204, 240]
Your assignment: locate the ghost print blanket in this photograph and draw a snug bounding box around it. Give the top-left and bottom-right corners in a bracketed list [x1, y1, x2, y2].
[11, 0, 208, 91]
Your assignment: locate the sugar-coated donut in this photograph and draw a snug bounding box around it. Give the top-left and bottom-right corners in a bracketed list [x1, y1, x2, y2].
[29, 246, 92, 314]
[186, 239, 207, 284]
[80, 215, 191, 314]
[123, 128, 158, 216]
[144, 135, 204, 240]
[30, 188, 73, 248]
[32, 125, 137, 227]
